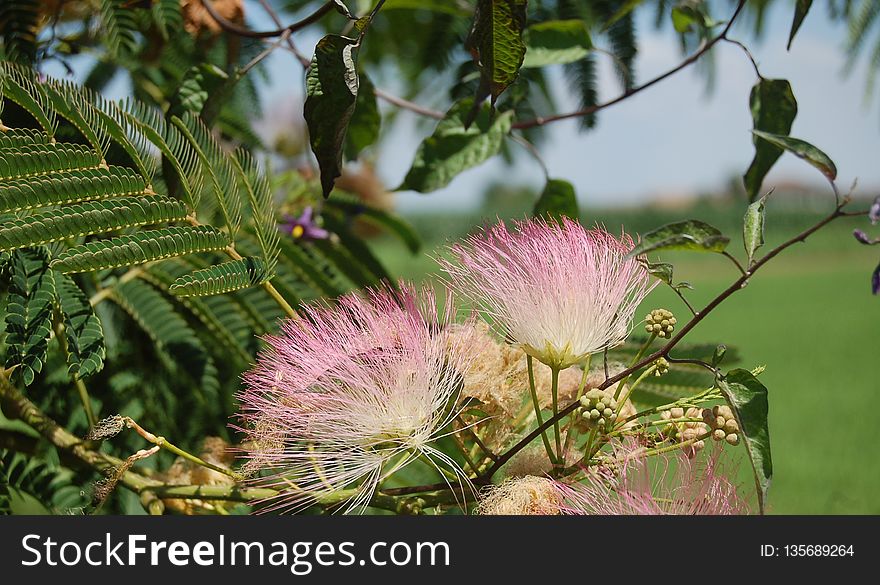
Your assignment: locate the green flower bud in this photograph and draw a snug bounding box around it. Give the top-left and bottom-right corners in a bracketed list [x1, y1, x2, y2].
[646, 309, 676, 338]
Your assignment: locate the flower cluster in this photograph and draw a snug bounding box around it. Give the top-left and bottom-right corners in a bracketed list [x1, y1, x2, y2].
[441, 218, 655, 369]
[237, 283, 475, 513]
[237, 217, 749, 515]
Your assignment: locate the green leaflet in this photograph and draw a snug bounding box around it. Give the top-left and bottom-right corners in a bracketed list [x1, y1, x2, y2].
[231, 149, 280, 271]
[533, 178, 578, 222]
[716, 369, 772, 514]
[345, 71, 381, 160]
[743, 79, 798, 202]
[751, 130, 837, 181]
[169, 257, 273, 297]
[522, 20, 592, 68]
[4, 247, 55, 386]
[172, 113, 242, 235]
[0, 128, 49, 149]
[0, 196, 190, 252]
[787, 0, 813, 50]
[0, 63, 56, 136]
[468, 0, 528, 104]
[743, 192, 768, 266]
[629, 220, 729, 257]
[0, 143, 102, 180]
[151, 0, 183, 41]
[400, 99, 513, 193]
[50, 225, 232, 274]
[55, 273, 105, 379]
[304, 34, 361, 197]
[0, 166, 148, 213]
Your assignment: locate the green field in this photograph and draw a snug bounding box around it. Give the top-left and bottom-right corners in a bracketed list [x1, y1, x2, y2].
[372, 197, 880, 514]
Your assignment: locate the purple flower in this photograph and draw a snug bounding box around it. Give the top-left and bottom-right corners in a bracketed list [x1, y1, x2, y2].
[872, 263, 880, 295]
[853, 230, 880, 245]
[279, 207, 329, 241]
[870, 196, 880, 225]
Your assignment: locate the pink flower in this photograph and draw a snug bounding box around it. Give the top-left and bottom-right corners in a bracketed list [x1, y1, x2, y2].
[236, 283, 475, 513]
[441, 218, 655, 369]
[555, 441, 748, 515]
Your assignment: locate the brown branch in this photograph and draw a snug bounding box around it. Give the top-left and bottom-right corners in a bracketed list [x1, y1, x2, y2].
[511, 0, 749, 130]
[199, 0, 337, 39]
[479, 202, 866, 479]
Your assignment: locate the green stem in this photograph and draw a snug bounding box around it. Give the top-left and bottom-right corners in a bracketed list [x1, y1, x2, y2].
[614, 332, 657, 401]
[527, 355, 557, 464]
[124, 417, 243, 481]
[550, 366, 563, 465]
[52, 317, 97, 429]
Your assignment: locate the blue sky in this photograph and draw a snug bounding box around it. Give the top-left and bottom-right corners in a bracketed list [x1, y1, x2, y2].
[46, 2, 880, 211]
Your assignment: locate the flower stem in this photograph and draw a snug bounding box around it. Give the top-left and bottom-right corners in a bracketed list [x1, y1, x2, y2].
[124, 417, 243, 481]
[52, 316, 97, 429]
[550, 366, 563, 465]
[527, 355, 558, 464]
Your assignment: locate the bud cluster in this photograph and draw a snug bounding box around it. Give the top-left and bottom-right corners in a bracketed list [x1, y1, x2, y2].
[702, 405, 740, 446]
[653, 357, 670, 376]
[661, 407, 709, 455]
[578, 389, 620, 431]
[645, 309, 676, 338]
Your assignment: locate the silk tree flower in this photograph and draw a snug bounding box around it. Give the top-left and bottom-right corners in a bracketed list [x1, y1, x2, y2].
[279, 206, 329, 241]
[236, 283, 476, 513]
[555, 442, 748, 515]
[441, 218, 655, 369]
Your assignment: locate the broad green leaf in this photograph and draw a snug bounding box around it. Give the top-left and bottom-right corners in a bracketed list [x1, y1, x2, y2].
[522, 20, 592, 68]
[671, 1, 719, 34]
[743, 193, 768, 265]
[304, 34, 361, 197]
[629, 220, 729, 257]
[787, 0, 813, 50]
[468, 0, 528, 104]
[170, 63, 229, 118]
[345, 71, 381, 159]
[743, 79, 798, 202]
[751, 130, 837, 181]
[533, 178, 578, 222]
[716, 369, 772, 514]
[399, 99, 513, 193]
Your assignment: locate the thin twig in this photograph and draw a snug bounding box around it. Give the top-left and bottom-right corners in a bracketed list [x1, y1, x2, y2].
[199, 0, 337, 39]
[512, 0, 748, 130]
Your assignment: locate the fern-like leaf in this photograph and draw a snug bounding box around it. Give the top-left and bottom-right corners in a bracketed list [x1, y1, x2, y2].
[0, 127, 48, 149]
[169, 256, 272, 297]
[110, 279, 219, 396]
[55, 273, 105, 379]
[172, 113, 241, 235]
[0, 143, 102, 180]
[50, 225, 231, 274]
[232, 148, 280, 271]
[0, 61, 56, 135]
[0, 196, 190, 252]
[0, 166, 149, 213]
[3, 247, 55, 386]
